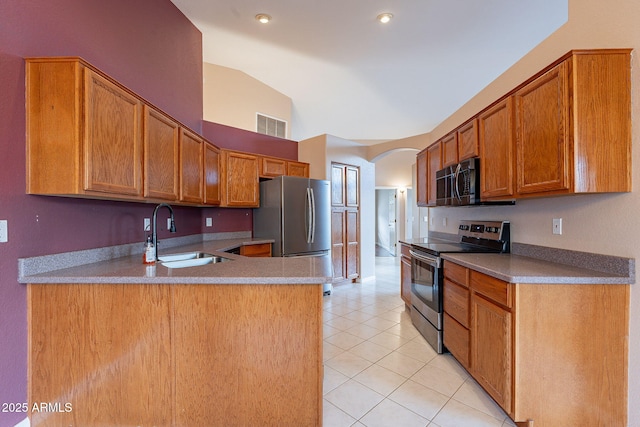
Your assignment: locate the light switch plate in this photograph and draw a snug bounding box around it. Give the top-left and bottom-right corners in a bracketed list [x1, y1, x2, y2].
[0, 220, 7, 242]
[206, 217, 213, 227]
[552, 218, 563, 235]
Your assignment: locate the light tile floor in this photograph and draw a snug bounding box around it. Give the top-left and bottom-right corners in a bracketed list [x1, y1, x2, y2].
[323, 256, 517, 427]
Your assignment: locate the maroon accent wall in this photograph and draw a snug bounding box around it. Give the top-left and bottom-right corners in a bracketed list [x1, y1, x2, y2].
[0, 1, 209, 424]
[203, 121, 299, 159]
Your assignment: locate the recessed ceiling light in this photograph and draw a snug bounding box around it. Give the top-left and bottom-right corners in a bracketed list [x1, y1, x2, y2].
[377, 13, 393, 24]
[255, 14, 272, 24]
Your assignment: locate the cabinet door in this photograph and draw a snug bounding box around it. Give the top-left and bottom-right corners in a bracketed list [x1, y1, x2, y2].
[471, 292, 512, 413]
[345, 166, 359, 207]
[287, 161, 309, 177]
[416, 150, 428, 207]
[400, 245, 412, 306]
[179, 128, 204, 204]
[221, 151, 259, 207]
[84, 69, 143, 196]
[203, 142, 221, 205]
[457, 119, 479, 161]
[345, 209, 359, 279]
[331, 164, 345, 206]
[260, 156, 287, 178]
[144, 106, 179, 201]
[479, 97, 515, 199]
[331, 210, 346, 281]
[441, 132, 458, 167]
[427, 142, 442, 206]
[515, 61, 570, 195]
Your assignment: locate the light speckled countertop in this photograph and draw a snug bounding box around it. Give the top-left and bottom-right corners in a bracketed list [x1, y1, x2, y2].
[19, 237, 332, 285]
[441, 252, 634, 284]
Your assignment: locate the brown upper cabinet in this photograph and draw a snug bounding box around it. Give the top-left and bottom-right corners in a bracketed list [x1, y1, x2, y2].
[479, 97, 516, 199]
[441, 132, 458, 168]
[179, 128, 205, 204]
[144, 106, 180, 201]
[418, 49, 631, 204]
[26, 57, 307, 209]
[27, 58, 144, 199]
[219, 150, 260, 207]
[203, 142, 221, 206]
[260, 156, 287, 178]
[514, 50, 631, 197]
[427, 142, 442, 206]
[457, 119, 479, 161]
[259, 156, 310, 179]
[287, 161, 310, 178]
[416, 149, 428, 207]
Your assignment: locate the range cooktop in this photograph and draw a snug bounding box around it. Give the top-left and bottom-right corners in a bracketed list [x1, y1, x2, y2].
[411, 220, 510, 256]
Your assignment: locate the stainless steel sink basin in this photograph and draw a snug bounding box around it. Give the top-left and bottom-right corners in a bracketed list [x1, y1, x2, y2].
[158, 252, 231, 268]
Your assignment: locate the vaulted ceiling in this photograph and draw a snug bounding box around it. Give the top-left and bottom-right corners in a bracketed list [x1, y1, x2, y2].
[170, 0, 568, 142]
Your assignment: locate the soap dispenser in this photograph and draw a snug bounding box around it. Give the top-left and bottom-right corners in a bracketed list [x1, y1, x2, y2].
[143, 235, 156, 265]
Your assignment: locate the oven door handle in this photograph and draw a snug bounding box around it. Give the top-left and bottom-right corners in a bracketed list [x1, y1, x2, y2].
[409, 250, 441, 268]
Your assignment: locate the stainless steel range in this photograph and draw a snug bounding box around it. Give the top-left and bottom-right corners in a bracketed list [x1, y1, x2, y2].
[409, 220, 510, 353]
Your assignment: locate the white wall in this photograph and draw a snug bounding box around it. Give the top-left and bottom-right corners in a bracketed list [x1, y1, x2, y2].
[202, 63, 292, 139]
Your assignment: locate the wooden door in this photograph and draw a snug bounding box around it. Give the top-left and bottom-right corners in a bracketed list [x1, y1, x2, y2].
[457, 119, 479, 161]
[479, 97, 515, 199]
[143, 106, 179, 201]
[515, 61, 570, 195]
[427, 142, 442, 206]
[203, 142, 221, 205]
[221, 150, 259, 207]
[179, 128, 204, 204]
[331, 162, 360, 282]
[416, 149, 428, 207]
[83, 69, 143, 196]
[471, 292, 512, 413]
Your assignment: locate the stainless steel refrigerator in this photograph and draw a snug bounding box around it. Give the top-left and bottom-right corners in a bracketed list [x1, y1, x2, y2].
[253, 176, 331, 258]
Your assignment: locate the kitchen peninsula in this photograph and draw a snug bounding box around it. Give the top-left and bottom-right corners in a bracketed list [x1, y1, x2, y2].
[20, 236, 331, 427]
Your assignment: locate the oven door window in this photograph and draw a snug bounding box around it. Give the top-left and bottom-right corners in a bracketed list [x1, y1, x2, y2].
[410, 255, 441, 312]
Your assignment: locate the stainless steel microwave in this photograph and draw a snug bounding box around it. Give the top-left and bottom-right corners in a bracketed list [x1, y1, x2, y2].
[436, 157, 480, 206]
[436, 158, 515, 207]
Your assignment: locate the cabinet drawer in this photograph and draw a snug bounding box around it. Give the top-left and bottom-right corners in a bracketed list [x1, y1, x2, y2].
[444, 313, 469, 368]
[444, 279, 469, 328]
[470, 271, 511, 308]
[444, 261, 469, 287]
[400, 243, 411, 258]
[240, 243, 272, 257]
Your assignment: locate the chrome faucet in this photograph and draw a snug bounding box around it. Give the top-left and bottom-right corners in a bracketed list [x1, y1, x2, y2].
[152, 203, 176, 260]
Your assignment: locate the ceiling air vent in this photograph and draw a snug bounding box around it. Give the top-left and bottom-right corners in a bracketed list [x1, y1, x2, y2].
[257, 113, 287, 139]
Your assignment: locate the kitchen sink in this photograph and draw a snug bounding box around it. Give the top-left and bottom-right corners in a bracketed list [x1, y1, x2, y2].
[158, 252, 232, 268]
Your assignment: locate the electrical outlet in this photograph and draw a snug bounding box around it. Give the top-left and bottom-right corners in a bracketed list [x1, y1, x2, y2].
[206, 217, 213, 227]
[442, 217, 447, 227]
[553, 218, 563, 235]
[167, 218, 172, 230]
[0, 220, 7, 242]
[144, 218, 151, 232]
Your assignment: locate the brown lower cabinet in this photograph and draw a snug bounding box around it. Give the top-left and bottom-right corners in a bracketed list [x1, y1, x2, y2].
[443, 260, 629, 427]
[400, 243, 412, 306]
[28, 282, 323, 426]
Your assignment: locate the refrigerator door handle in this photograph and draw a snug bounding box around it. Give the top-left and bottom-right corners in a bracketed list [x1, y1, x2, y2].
[306, 188, 313, 243]
[310, 188, 316, 243]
